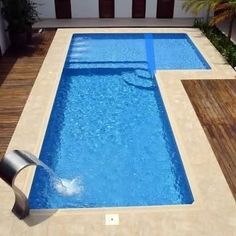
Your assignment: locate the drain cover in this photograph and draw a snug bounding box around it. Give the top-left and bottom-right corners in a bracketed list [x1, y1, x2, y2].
[105, 214, 119, 225]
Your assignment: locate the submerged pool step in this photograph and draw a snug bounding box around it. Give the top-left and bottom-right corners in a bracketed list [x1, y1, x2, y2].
[65, 61, 150, 75]
[64, 62, 152, 79]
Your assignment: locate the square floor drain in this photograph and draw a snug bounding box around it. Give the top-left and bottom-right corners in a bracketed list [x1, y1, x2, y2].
[105, 214, 119, 225]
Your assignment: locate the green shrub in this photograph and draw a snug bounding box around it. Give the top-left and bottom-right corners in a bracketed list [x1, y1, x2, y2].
[194, 19, 236, 68]
[1, 0, 39, 33]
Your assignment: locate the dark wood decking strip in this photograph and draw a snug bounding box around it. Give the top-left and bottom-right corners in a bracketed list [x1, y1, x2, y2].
[0, 29, 56, 158]
[183, 80, 236, 200]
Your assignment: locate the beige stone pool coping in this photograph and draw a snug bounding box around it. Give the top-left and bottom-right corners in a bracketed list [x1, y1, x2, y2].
[0, 28, 236, 235]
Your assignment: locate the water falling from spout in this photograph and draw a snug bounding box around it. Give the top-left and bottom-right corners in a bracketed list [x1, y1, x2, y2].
[21, 151, 83, 196]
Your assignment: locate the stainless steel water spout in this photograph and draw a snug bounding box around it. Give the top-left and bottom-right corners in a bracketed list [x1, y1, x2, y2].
[0, 150, 38, 219]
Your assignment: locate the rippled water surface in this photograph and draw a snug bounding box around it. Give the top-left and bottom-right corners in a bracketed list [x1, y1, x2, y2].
[29, 33, 209, 209]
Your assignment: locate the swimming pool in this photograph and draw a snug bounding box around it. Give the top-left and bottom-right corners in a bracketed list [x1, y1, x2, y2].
[29, 33, 209, 209]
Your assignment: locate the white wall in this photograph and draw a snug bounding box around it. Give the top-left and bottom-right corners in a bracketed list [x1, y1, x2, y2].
[146, 0, 157, 18]
[174, 0, 207, 18]
[0, 7, 10, 54]
[35, 0, 56, 18]
[115, 0, 132, 18]
[32, 0, 208, 19]
[71, 0, 99, 18]
[146, 0, 206, 18]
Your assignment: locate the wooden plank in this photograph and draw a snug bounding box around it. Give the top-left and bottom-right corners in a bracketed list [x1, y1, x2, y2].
[0, 29, 56, 158]
[183, 80, 236, 200]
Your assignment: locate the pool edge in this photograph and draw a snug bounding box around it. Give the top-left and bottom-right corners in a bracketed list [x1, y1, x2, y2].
[2, 28, 236, 235]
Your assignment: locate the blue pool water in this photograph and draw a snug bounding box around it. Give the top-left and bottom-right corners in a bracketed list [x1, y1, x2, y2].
[29, 33, 209, 209]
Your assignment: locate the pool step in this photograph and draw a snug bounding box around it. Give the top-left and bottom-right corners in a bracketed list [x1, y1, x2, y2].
[65, 61, 148, 70]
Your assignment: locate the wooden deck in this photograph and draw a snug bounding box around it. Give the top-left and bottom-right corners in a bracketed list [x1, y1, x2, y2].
[0, 29, 56, 157]
[183, 80, 236, 200]
[0, 30, 235, 200]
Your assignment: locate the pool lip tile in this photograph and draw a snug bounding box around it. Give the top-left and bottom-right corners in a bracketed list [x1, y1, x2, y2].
[1, 28, 236, 235]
